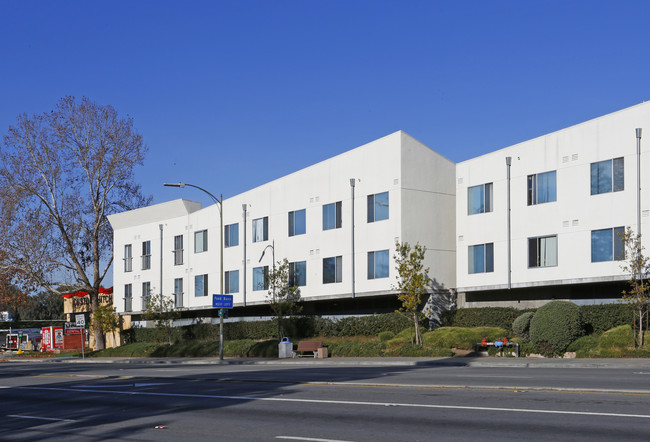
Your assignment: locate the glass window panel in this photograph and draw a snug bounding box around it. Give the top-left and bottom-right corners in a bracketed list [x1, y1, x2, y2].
[323, 257, 336, 284]
[541, 236, 557, 267]
[367, 251, 375, 279]
[336, 256, 342, 283]
[591, 160, 612, 195]
[468, 185, 484, 215]
[290, 261, 306, 286]
[194, 274, 207, 297]
[323, 203, 341, 230]
[367, 195, 374, 223]
[226, 270, 239, 294]
[253, 217, 268, 242]
[485, 243, 494, 272]
[289, 209, 306, 236]
[253, 266, 268, 291]
[536, 171, 557, 204]
[591, 229, 612, 262]
[614, 227, 625, 260]
[528, 238, 538, 267]
[194, 230, 207, 253]
[613, 157, 625, 192]
[225, 224, 239, 247]
[375, 250, 389, 278]
[374, 192, 389, 221]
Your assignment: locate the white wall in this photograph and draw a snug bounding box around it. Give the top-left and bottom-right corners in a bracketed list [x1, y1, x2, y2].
[456, 102, 650, 292]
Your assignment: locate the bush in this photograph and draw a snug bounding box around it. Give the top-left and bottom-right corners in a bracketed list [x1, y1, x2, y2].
[512, 312, 534, 343]
[324, 337, 386, 357]
[529, 301, 584, 356]
[378, 331, 395, 342]
[422, 327, 508, 350]
[441, 307, 534, 332]
[566, 335, 599, 357]
[581, 304, 632, 335]
[599, 325, 634, 352]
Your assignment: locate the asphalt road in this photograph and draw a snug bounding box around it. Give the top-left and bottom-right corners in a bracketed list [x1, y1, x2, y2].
[1, 359, 650, 441]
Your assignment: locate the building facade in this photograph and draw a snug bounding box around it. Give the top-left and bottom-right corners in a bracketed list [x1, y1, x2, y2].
[456, 102, 649, 307]
[108, 131, 457, 323]
[108, 102, 649, 322]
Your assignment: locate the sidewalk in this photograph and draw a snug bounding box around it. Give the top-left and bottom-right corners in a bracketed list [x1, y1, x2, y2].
[4, 354, 650, 369]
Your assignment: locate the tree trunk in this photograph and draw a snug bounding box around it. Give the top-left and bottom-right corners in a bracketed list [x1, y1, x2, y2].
[90, 292, 105, 350]
[413, 312, 421, 345]
[640, 308, 645, 348]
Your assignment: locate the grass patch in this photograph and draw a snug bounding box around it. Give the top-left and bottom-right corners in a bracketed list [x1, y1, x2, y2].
[567, 335, 600, 357]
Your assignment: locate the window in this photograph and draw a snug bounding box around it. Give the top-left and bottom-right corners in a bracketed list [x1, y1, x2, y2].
[288, 209, 306, 236]
[124, 284, 132, 312]
[323, 201, 342, 230]
[142, 281, 151, 309]
[225, 270, 239, 294]
[467, 183, 493, 215]
[591, 157, 624, 195]
[367, 250, 389, 279]
[194, 229, 208, 253]
[468, 243, 494, 274]
[124, 244, 132, 272]
[253, 266, 269, 291]
[367, 192, 389, 222]
[194, 274, 208, 297]
[252, 217, 268, 243]
[527, 171, 557, 205]
[289, 261, 306, 287]
[141, 241, 151, 270]
[528, 235, 558, 268]
[591, 227, 625, 262]
[323, 256, 343, 284]
[173, 235, 183, 265]
[225, 223, 239, 247]
[174, 278, 183, 308]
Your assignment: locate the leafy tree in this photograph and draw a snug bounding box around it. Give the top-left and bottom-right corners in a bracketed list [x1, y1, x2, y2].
[266, 259, 302, 340]
[16, 291, 64, 320]
[0, 96, 151, 350]
[0, 281, 27, 322]
[142, 292, 180, 345]
[91, 304, 121, 347]
[619, 227, 650, 347]
[393, 242, 429, 345]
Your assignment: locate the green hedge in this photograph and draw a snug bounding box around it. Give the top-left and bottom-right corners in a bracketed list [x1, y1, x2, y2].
[512, 312, 535, 343]
[581, 304, 632, 334]
[440, 307, 534, 332]
[422, 326, 508, 350]
[123, 313, 412, 344]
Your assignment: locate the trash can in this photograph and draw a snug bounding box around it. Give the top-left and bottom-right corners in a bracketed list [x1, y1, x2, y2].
[278, 337, 293, 358]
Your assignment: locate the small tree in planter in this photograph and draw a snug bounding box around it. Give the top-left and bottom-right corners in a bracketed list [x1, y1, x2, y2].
[619, 227, 650, 347]
[393, 242, 429, 345]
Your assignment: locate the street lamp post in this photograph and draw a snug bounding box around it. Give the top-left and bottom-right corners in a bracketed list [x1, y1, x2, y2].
[164, 182, 225, 360]
[259, 241, 277, 337]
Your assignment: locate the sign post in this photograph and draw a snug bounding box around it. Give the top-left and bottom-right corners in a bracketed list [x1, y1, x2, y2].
[213, 295, 233, 360]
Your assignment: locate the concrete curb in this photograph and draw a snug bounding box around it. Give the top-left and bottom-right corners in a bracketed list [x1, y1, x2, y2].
[3, 355, 650, 369]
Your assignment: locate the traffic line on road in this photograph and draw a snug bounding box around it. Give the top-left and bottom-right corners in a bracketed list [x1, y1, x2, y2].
[276, 437, 354, 442]
[13, 385, 650, 420]
[7, 414, 75, 422]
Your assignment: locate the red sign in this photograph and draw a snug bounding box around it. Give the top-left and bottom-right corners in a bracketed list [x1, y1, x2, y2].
[6, 334, 18, 349]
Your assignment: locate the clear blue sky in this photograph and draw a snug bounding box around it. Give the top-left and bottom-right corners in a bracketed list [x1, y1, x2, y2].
[2, 1, 649, 208]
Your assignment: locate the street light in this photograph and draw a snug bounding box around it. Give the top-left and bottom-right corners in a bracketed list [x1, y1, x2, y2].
[164, 182, 225, 360]
[259, 241, 278, 337]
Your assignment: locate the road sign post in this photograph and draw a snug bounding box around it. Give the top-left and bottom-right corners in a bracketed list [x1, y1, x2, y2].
[213, 295, 233, 360]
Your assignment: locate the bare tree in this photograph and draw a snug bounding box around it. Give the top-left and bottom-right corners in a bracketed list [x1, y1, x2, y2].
[0, 96, 150, 349]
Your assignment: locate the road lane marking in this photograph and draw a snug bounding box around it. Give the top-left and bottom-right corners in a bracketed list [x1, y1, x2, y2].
[7, 415, 75, 422]
[277, 437, 354, 442]
[72, 383, 170, 388]
[13, 385, 650, 420]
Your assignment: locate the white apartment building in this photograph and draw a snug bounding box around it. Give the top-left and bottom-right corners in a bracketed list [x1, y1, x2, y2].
[108, 101, 649, 321]
[108, 131, 457, 321]
[456, 101, 649, 307]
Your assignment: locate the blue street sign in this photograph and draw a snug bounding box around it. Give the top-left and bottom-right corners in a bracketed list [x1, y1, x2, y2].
[212, 294, 233, 309]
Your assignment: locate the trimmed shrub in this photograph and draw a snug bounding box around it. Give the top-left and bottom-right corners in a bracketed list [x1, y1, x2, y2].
[529, 301, 584, 356]
[581, 304, 632, 335]
[566, 335, 600, 357]
[324, 338, 386, 357]
[599, 325, 634, 352]
[512, 312, 534, 343]
[422, 326, 508, 350]
[378, 331, 395, 342]
[441, 307, 534, 332]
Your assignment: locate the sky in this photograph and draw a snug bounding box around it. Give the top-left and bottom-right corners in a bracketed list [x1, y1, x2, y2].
[2, 0, 650, 211]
